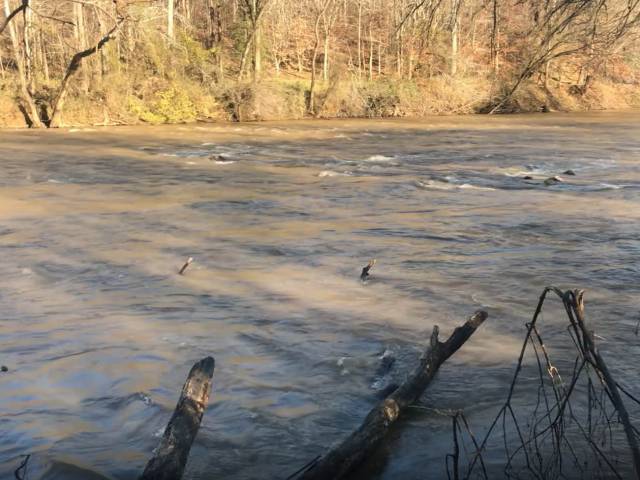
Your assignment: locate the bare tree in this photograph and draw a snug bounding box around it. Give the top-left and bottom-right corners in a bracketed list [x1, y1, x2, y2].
[308, 0, 334, 114]
[49, 4, 125, 127]
[490, 0, 640, 113]
[238, 0, 271, 80]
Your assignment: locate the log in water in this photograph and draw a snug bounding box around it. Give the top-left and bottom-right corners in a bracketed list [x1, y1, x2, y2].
[299, 311, 487, 480]
[140, 356, 215, 480]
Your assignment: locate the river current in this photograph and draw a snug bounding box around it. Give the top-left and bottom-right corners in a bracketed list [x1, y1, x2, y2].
[0, 113, 639, 479]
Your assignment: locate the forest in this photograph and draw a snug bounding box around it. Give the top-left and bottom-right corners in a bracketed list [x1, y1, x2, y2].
[1, 0, 640, 127]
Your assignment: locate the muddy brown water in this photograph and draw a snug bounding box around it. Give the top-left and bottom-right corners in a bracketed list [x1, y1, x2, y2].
[0, 113, 639, 479]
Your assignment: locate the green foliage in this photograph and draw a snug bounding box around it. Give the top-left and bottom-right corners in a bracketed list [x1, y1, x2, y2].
[156, 87, 197, 122]
[129, 86, 197, 124]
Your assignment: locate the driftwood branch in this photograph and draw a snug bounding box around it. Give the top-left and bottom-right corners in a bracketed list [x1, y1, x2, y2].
[140, 356, 215, 480]
[360, 259, 376, 281]
[298, 310, 488, 480]
[178, 257, 194, 275]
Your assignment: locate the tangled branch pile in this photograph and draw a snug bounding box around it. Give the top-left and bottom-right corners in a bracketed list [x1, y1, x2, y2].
[450, 287, 640, 480]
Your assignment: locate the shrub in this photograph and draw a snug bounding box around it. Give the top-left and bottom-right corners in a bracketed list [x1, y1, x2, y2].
[217, 80, 307, 121]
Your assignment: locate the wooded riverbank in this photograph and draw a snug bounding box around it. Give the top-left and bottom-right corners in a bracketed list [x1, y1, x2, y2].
[1, 0, 640, 128]
[1, 74, 639, 128]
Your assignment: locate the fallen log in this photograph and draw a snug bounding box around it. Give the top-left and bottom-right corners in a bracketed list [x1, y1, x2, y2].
[298, 310, 488, 480]
[140, 356, 215, 480]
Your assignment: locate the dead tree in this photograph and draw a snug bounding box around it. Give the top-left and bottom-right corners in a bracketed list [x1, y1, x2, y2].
[297, 310, 488, 480]
[140, 356, 215, 480]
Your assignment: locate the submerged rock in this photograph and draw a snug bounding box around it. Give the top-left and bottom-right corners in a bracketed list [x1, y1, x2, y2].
[523, 175, 533, 180]
[209, 153, 229, 162]
[544, 176, 563, 186]
[1, 365, 8, 372]
[563, 169, 576, 176]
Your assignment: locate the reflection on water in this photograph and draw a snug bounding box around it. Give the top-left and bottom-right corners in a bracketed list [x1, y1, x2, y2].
[0, 113, 639, 479]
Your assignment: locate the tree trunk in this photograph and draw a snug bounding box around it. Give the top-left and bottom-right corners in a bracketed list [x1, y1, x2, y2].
[23, 0, 33, 92]
[490, 0, 499, 75]
[167, 0, 174, 40]
[298, 311, 488, 480]
[296, 44, 303, 73]
[396, 27, 403, 77]
[309, 0, 333, 114]
[74, 1, 89, 94]
[368, 22, 373, 79]
[356, 0, 362, 78]
[35, 28, 49, 82]
[322, 27, 329, 81]
[544, 59, 551, 88]
[451, 0, 460, 76]
[181, 0, 190, 25]
[140, 357, 215, 480]
[238, 32, 253, 80]
[308, 5, 323, 114]
[95, 9, 107, 82]
[274, 52, 280, 75]
[3, 0, 43, 128]
[253, 21, 261, 80]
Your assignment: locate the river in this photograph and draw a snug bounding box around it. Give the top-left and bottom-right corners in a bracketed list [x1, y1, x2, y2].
[0, 113, 639, 479]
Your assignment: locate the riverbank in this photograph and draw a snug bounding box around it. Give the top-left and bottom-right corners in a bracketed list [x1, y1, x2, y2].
[1, 73, 639, 129]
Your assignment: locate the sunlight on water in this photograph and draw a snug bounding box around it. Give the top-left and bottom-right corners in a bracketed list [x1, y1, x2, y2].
[0, 113, 639, 479]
